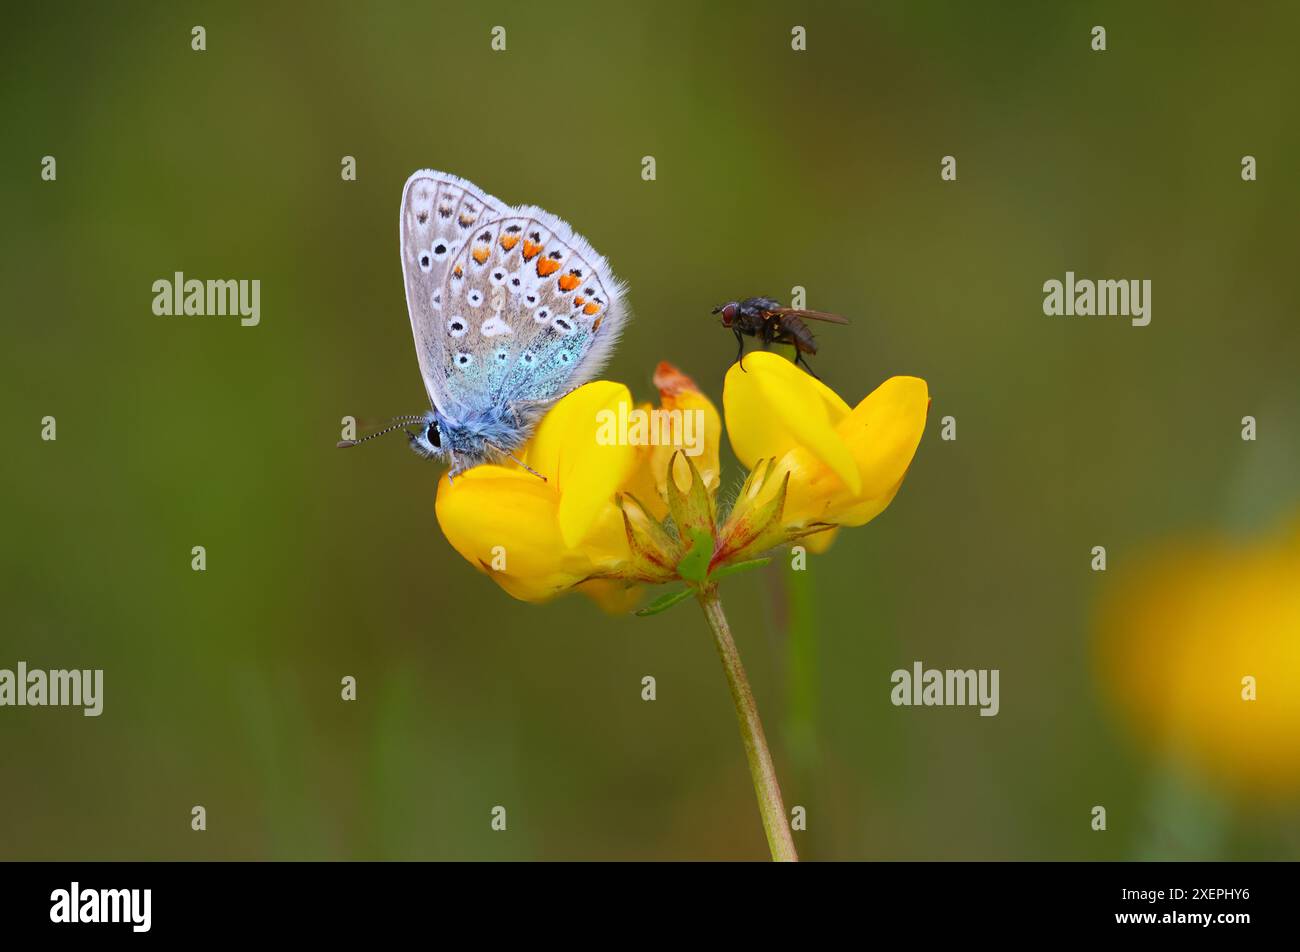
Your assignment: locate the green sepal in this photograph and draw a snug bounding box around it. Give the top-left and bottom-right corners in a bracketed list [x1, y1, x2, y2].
[675, 528, 714, 583]
[664, 451, 716, 546]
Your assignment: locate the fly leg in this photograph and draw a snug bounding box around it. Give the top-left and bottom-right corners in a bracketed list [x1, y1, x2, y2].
[794, 348, 822, 380]
[735, 327, 748, 372]
[771, 323, 822, 380]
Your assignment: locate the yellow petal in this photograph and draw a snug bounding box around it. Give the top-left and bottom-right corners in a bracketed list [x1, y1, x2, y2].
[765, 445, 848, 525]
[742, 373, 926, 531]
[576, 578, 644, 614]
[522, 381, 639, 549]
[651, 362, 723, 497]
[434, 461, 632, 603]
[434, 466, 580, 602]
[837, 376, 930, 502]
[724, 351, 859, 494]
[619, 403, 669, 520]
[832, 473, 905, 528]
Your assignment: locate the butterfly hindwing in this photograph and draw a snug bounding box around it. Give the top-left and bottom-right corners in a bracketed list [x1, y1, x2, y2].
[399, 171, 509, 415]
[439, 205, 628, 416]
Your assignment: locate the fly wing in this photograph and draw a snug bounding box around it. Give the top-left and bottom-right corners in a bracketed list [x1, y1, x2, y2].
[772, 307, 850, 325]
[399, 171, 510, 416]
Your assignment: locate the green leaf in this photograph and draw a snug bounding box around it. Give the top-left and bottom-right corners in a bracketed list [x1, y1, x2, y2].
[709, 556, 773, 581]
[633, 588, 694, 617]
[675, 528, 713, 583]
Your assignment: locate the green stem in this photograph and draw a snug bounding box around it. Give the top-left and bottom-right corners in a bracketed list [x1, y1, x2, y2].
[697, 583, 799, 862]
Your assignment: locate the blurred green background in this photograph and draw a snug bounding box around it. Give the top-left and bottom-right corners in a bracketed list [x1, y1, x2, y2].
[3, 1, 1298, 860]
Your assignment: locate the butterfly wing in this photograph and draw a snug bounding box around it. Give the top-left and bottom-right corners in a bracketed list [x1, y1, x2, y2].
[399, 171, 509, 415]
[436, 204, 628, 418]
[772, 307, 850, 325]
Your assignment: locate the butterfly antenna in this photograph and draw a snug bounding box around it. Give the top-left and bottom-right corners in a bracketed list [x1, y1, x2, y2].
[336, 421, 413, 449]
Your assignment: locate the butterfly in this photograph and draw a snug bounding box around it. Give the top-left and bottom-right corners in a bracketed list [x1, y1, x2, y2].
[340, 171, 629, 481]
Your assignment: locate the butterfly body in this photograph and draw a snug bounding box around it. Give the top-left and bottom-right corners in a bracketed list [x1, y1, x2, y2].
[377, 171, 628, 476]
[711, 296, 849, 377]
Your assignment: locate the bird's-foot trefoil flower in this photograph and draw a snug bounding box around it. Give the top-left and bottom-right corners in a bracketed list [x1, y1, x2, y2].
[434, 353, 930, 859]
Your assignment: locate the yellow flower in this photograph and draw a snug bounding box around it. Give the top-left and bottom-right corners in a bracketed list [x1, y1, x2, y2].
[1096, 519, 1300, 799]
[434, 381, 638, 604]
[620, 362, 724, 521]
[722, 351, 929, 552]
[434, 366, 725, 609]
[435, 354, 928, 609]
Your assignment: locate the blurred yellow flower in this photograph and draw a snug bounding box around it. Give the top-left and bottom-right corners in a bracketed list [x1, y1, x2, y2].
[1096, 519, 1300, 799]
[722, 351, 929, 553]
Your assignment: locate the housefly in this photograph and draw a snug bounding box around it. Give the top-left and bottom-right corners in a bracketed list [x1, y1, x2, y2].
[710, 296, 849, 377]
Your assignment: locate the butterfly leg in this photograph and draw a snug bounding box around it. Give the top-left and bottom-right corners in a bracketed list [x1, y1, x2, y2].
[508, 455, 547, 481]
[485, 440, 547, 482]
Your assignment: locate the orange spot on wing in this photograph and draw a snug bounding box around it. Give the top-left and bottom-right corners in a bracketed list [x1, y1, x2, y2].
[452, 265, 463, 278]
[558, 273, 580, 292]
[584, 302, 600, 316]
[536, 257, 561, 277]
[472, 246, 490, 264]
[574, 295, 586, 306]
[522, 240, 542, 261]
[592, 315, 603, 330]
[499, 234, 519, 251]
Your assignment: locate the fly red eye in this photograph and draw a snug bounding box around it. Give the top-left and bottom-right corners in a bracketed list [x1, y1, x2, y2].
[719, 303, 737, 327]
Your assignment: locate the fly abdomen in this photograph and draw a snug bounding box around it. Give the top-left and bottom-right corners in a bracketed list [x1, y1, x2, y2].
[781, 315, 818, 354]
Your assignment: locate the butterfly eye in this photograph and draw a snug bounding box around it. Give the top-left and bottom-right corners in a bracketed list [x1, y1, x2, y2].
[426, 423, 441, 448]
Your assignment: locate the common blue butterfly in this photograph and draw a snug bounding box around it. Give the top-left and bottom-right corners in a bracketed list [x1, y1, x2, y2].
[341, 171, 629, 480]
